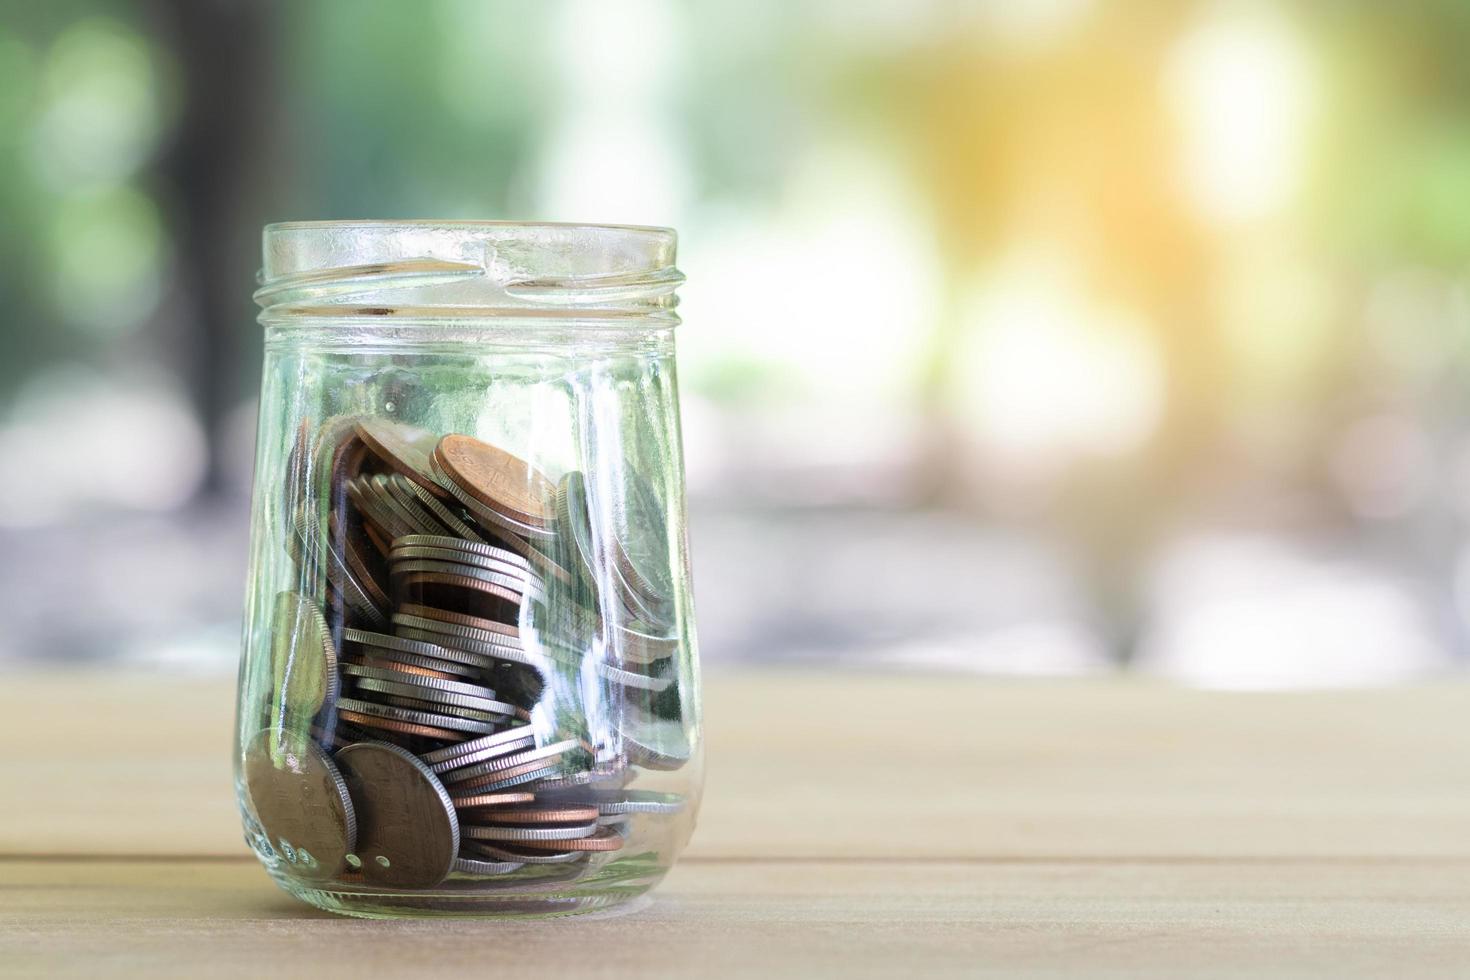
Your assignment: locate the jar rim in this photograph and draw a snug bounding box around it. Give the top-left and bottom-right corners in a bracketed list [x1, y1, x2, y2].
[257, 220, 681, 321]
[263, 218, 676, 237]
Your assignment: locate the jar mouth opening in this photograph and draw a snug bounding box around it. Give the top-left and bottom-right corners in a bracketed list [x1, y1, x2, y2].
[257, 220, 681, 322]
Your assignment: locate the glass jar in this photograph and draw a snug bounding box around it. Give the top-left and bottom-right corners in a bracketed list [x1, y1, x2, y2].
[235, 221, 702, 918]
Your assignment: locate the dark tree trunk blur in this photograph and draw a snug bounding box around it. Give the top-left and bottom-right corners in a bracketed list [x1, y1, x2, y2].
[147, 0, 282, 498]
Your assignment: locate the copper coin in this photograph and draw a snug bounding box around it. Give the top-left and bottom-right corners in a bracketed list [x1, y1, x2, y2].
[431, 433, 556, 528]
[476, 804, 600, 825]
[421, 726, 537, 767]
[243, 731, 355, 881]
[356, 417, 447, 499]
[337, 709, 465, 742]
[449, 791, 536, 809]
[335, 741, 460, 888]
[396, 604, 520, 639]
[510, 827, 626, 852]
[346, 654, 467, 682]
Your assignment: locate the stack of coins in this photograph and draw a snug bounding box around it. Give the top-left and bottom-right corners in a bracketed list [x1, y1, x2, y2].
[246, 416, 689, 890]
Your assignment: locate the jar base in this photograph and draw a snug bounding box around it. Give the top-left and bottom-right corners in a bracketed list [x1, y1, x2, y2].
[269, 868, 663, 920]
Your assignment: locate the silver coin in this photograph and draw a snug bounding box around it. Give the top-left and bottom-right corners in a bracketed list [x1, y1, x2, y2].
[591, 790, 687, 816]
[269, 591, 338, 734]
[381, 474, 452, 538]
[420, 726, 537, 766]
[439, 739, 579, 783]
[427, 732, 550, 774]
[336, 697, 500, 736]
[613, 621, 680, 666]
[463, 821, 600, 842]
[335, 740, 459, 888]
[451, 857, 525, 876]
[390, 559, 545, 603]
[353, 676, 520, 716]
[370, 474, 441, 536]
[348, 476, 414, 540]
[393, 534, 531, 573]
[292, 510, 387, 627]
[392, 617, 527, 656]
[595, 660, 673, 693]
[466, 842, 587, 865]
[342, 628, 502, 671]
[454, 763, 561, 792]
[390, 546, 545, 593]
[388, 629, 550, 677]
[371, 691, 517, 724]
[393, 476, 486, 543]
[342, 663, 496, 699]
[554, 470, 598, 589]
[345, 648, 483, 680]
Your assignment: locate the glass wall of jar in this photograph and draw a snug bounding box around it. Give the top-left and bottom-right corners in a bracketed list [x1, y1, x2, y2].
[236, 222, 702, 918]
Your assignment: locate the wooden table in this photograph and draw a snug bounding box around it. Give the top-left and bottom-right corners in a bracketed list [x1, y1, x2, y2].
[3, 670, 1468, 977]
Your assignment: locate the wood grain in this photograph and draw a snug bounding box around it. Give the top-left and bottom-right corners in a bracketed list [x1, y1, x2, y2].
[2, 670, 1468, 976]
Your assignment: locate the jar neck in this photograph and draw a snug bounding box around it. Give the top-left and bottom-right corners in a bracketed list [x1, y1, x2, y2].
[255, 222, 682, 330]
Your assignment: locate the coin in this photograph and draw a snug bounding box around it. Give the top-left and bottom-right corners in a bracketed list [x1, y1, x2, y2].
[444, 754, 563, 787]
[554, 470, 599, 586]
[448, 790, 536, 809]
[394, 535, 532, 574]
[337, 697, 501, 736]
[335, 741, 460, 888]
[243, 731, 356, 881]
[452, 857, 525, 876]
[432, 433, 557, 529]
[613, 621, 680, 666]
[392, 476, 486, 543]
[395, 569, 527, 610]
[390, 559, 542, 602]
[356, 417, 447, 499]
[345, 654, 471, 682]
[588, 791, 686, 816]
[453, 763, 562, 793]
[611, 468, 675, 613]
[595, 660, 673, 693]
[342, 663, 496, 700]
[293, 510, 387, 627]
[420, 726, 537, 766]
[369, 474, 441, 536]
[394, 605, 520, 640]
[476, 804, 601, 825]
[337, 708, 465, 742]
[392, 616, 526, 655]
[269, 591, 337, 737]
[510, 827, 626, 852]
[355, 678, 519, 717]
[462, 821, 600, 842]
[342, 628, 503, 671]
[439, 740, 577, 783]
[466, 841, 587, 865]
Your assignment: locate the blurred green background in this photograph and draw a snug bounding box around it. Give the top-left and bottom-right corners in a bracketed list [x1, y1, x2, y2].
[3, 0, 1470, 685]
